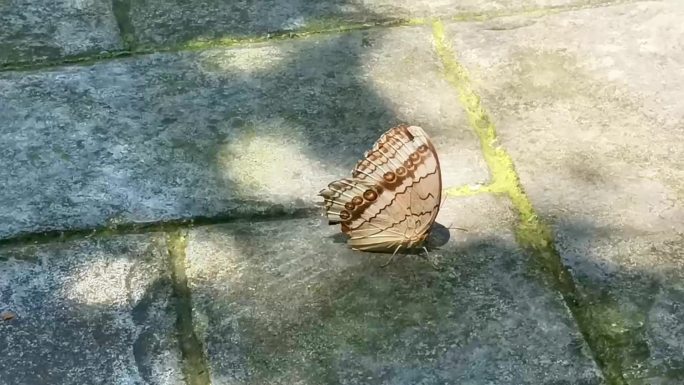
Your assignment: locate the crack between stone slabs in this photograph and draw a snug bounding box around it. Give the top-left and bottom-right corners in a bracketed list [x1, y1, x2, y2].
[0, 183, 491, 251]
[0, 18, 414, 73]
[0, 0, 643, 74]
[112, 0, 137, 50]
[0, 206, 320, 252]
[431, 19, 639, 385]
[167, 229, 212, 385]
[0, 50, 135, 73]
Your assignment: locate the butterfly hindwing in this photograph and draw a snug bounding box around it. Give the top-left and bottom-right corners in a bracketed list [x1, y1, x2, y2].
[319, 125, 442, 252]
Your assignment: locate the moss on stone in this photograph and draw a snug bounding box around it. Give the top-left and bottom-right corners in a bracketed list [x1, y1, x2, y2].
[0, 1, 630, 73]
[112, 0, 137, 50]
[431, 19, 640, 385]
[167, 229, 212, 385]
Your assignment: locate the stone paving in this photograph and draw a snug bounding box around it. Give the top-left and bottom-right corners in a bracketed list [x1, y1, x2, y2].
[0, 0, 682, 384]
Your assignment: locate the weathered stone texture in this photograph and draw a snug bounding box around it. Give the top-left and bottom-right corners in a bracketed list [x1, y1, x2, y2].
[0, 234, 182, 385]
[444, 2, 684, 382]
[0, 26, 487, 240]
[184, 195, 603, 384]
[0, 0, 123, 65]
[128, 0, 624, 49]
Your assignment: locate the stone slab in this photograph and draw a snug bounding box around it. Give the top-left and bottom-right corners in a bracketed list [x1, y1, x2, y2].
[0, 234, 182, 385]
[0, 25, 488, 240]
[128, 0, 624, 49]
[184, 195, 603, 384]
[444, 2, 684, 382]
[0, 0, 123, 66]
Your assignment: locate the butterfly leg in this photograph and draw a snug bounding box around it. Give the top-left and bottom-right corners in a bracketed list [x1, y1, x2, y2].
[446, 223, 469, 232]
[380, 243, 403, 268]
[421, 246, 443, 270]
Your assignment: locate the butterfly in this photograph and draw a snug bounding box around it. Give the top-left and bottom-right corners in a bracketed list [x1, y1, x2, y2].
[319, 124, 442, 258]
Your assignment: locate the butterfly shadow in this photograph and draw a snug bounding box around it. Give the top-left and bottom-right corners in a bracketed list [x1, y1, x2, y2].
[326, 221, 451, 248]
[326, 221, 452, 268]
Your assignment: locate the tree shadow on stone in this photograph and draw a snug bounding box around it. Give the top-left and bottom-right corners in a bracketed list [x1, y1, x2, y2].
[128, 0, 402, 50]
[187, 219, 604, 385]
[0, 236, 181, 385]
[553, 220, 684, 382]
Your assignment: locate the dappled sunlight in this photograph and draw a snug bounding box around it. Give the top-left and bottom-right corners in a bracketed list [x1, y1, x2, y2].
[196, 45, 286, 75]
[62, 258, 133, 306]
[358, 27, 491, 189]
[61, 245, 165, 307]
[1, 0, 683, 381]
[216, 120, 345, 203]
[185, 219, 365, 292]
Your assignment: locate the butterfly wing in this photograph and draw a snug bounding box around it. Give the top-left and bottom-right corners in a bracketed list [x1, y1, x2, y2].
[319, 125, 442, 252]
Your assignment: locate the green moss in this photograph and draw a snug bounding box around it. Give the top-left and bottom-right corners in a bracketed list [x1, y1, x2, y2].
[167, 229, 212, 385]
[0, 206, 318, 250]
[177, 18, 421, 52]
[431, 19, 635, 385]
[112, 0, 137, 50]
[0, 50, 133, 72]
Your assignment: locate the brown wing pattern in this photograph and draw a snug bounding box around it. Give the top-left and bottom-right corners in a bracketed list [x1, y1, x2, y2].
[319, 125, 442, 252]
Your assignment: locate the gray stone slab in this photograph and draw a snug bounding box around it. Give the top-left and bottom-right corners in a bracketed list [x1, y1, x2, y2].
[128, 0, 623, 49]
[0, 25, 488, 240]
[0, 0, 123, 66]
[0, 234, 182, 385]
[444, 2, 684, 382]
[185, 195, 603, 384]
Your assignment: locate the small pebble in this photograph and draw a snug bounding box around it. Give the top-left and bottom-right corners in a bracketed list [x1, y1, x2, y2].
[1, 310, 17, 321]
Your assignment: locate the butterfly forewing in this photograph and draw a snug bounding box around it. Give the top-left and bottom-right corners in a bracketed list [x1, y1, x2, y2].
[319, 125, 442, 252]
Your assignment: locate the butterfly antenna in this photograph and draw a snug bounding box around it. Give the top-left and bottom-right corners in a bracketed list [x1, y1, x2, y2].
[446, 223, 468, 232]
[440, 193, 448, 207]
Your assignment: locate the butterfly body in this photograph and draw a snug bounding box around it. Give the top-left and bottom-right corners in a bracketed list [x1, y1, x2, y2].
[319, 125, 442, 253]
